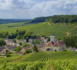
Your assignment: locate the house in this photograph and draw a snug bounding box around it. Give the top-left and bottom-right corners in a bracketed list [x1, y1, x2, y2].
[17, 51, 24, 55]
[29, 39, 33, 43]
[5, 39, 15, 45]
[0, 47, 10, 55]
[20, 46, 33, 54]
[6, 45, 17, 51]
[17, 39, 26, 43]
[52, 40, 66, 51]
[40, 37, 47, 43]
[37, 34, 66, 52]
[46, 34, 66, 51]
[37, 43, 47, 51]
[70, 47, 76, 51]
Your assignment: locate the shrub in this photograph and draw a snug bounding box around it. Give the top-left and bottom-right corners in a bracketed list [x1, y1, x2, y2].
[6, 53, 11, 57]
[33, 44, 39, 52]
[24, 49, 32, 54]
[19, 42, 23, 46]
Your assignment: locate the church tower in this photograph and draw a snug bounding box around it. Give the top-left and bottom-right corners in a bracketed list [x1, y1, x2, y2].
[50, 34, 55, 43]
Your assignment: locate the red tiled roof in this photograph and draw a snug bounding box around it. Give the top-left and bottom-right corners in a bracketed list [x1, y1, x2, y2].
[37, 43, 47, 48]
[17, 52, 23, 54]
[54, 40, 65, 47]
[40, 37, 45, 40]
[47, 42, 52, 47]
[54, 42, 60, 47]
[6, 45, 17, 50]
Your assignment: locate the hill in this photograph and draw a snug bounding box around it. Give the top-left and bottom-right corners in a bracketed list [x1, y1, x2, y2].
[28, 15, 77, 24]
[29, 16, 52, 24]
[0, 51, 77, 70]
[0, 22, 77, 39]
[0, 19, 31, 24]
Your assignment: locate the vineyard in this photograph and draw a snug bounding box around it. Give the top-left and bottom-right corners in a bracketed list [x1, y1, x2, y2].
[0, 22, 77, 39]
[0, 51, 77, 70]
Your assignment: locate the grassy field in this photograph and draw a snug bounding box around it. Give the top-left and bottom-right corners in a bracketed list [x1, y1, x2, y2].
[0, 22, 77, 39]
[0, 51, 77, 70]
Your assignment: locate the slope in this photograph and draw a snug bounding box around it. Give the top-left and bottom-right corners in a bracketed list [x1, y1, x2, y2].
[0, 22, 77, 39]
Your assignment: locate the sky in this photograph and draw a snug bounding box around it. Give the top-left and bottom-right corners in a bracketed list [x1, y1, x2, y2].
[0, 0, 77, 19]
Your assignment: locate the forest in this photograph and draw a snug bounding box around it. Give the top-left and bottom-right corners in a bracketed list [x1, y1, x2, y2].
[29, 15, 77, 24]
[47, 15, 77, 24]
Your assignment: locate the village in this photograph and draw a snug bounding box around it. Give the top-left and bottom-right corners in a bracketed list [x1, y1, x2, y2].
[0, 34, 76, 56]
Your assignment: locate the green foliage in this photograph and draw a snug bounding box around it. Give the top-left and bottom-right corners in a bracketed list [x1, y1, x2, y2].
[23, 43, 28, 47]
[33, 44, 39, 52]
[29, 16, 52, 23]
[19, 42, 23, 46]
[0, 51, 77, 70]
[47, 15, 77, 23]
[64, 36, 77, 48]
[14, 46, 22, 52]
[0, 38, 6, 46]
[32, 40, 41, 44]
[6, 53, 11, 57]
[24, 49, 32, 54]
[0, 21, 77, 39]
[13, 38, 17, 43]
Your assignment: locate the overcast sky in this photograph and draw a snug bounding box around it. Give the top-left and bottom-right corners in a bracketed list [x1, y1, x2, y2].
[0, 0, 77, 19]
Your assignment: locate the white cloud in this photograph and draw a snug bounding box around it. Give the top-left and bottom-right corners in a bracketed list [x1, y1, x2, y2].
[0, 0, 77, 19]
[0, 0, 13, 9]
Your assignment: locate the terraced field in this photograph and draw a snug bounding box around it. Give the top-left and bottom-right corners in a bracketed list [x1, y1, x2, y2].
[0, 51, 77, 70]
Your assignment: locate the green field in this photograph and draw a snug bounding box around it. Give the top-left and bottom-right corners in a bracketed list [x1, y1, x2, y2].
[0, 51, 77, 70]
[0, 22, 77, 39]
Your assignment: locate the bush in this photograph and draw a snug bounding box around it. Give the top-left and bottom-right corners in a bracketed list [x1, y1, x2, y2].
[33, 44, 39, 52]
[0, 38, 6, 46]
[24, 49, 32, 54]
[23, 43, 28, 47]
[6, 53, 11, 57]
[14, 46, 22, 52]
[63, 49, 70, 51]
[19, 42, 22, 46]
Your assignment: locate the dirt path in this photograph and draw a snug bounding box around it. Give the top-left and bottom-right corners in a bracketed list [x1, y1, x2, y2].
[50, 65, 54, 70]
[50, 60, 54, 70]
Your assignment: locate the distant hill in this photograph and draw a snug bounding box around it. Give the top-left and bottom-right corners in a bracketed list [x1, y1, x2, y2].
[28, 16, 52, 24]
[28, 15, 77, 24]
[1, 15, 77, 24]
[0, 19, 32, 24]
[47, 15, 77, 24]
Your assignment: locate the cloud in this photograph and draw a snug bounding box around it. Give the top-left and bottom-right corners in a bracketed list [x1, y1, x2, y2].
[0, 0, 13, 9]
[0, 0, 77, 19]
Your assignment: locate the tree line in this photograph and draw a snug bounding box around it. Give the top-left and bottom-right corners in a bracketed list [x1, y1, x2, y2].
[64, 36, 77, 48]
[27, 15, 77, 24]
[47, 15, 77, 24]
[0, 30, 40, 41]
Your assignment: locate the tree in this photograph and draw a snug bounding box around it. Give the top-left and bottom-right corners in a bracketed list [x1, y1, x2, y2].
[33, 44, 39, 52]
[0, 38, 6, 46]
[14, 46, 22, 52]
[24, 49, 32, 54]
[64, 36, 77, 48]
[23, 43, 28, 47]
[13, 38, 17, 43]
[19, 42, 23, 46]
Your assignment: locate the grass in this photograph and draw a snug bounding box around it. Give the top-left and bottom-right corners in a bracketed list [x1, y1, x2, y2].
[0, 22, 77, 39]
[0, 51, 77, 70]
